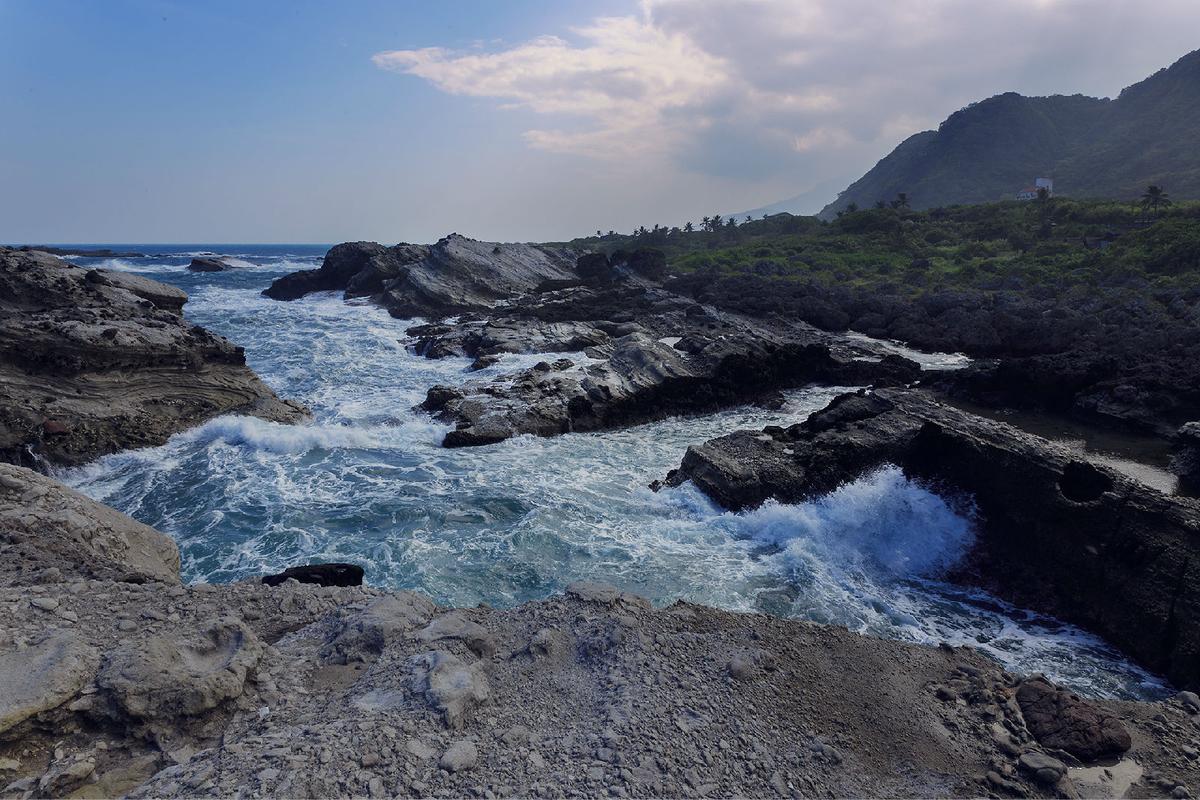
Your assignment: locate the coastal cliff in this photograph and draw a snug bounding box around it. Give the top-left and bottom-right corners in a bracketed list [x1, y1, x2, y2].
[0, 248, 307, 468]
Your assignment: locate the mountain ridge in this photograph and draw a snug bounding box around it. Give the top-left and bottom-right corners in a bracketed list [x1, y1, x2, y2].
[818, 49, 1200, 217]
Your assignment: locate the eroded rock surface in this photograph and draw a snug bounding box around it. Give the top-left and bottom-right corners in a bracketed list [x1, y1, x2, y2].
[664, 388, 1200, 690]
[0, 248, 306, 467]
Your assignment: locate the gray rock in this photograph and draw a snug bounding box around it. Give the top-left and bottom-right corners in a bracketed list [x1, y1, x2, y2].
[439, 740, 478, 773]
[409, 651, 490, 730]
[0, 630, 99, 734]
[98, 620, 264, 720]
[0, 463, 181, 587]
[1018, 751, 1066, 785]
[320, 592, 436, 664]
[419, 611, 497, 658]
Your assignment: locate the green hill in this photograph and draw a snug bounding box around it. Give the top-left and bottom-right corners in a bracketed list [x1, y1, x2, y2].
[820, 49, 1200, 217]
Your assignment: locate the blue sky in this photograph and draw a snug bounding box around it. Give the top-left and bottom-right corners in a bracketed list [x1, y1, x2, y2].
[3, 0, 1199, 244]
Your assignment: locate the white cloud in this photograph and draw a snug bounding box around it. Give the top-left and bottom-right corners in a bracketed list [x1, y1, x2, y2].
[373, 0, 1200, 206]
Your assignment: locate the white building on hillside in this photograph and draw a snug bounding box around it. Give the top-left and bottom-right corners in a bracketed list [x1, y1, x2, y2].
[1016, 177, 1054, 200]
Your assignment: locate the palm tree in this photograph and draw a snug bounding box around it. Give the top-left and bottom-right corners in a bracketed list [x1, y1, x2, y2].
[700, 216, 711, 232]
[683, 221, 694, 233]
[710, 214, 724, 230]
[1141, 185, 1172, 217]
[845, 202, 859, 213]
[890, 192, 910, 210]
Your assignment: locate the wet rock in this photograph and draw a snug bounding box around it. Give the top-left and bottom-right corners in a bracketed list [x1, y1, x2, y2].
[0, 631, 99, 734]
[261, 563, 363, 587]
[1172, 422, 1200, 494]
[97, 620, 264, 720]
[1016, 677, 1131, 761]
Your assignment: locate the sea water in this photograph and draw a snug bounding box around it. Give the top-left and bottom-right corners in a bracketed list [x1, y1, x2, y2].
[57, 245, 1169, 700]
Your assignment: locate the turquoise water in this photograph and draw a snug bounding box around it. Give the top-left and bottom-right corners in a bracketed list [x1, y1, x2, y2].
[58, 246, 1169, 700]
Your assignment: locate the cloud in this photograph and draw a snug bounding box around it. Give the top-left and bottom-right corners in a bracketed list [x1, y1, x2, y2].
[373, 0, 1200, 198]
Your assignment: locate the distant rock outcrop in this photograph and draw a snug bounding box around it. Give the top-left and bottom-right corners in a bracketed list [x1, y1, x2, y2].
[186, 256, 231, 272]
[0, 247, 307, 468]
[263, 235, 579, 318]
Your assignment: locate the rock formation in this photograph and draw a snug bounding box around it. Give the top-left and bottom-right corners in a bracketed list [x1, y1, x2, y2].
[186, 257, 231, 272]
[663, 388, 1200, 690]
[0, 248, 306, 468]
[262, 235, 578, 318]
[4, 461, 1199, 798]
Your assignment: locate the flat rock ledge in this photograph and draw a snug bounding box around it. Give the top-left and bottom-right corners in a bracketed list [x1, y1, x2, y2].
[3, 463, 1200, 799]
[663, 387, 1200, 691]
[0, 247, 307, 468]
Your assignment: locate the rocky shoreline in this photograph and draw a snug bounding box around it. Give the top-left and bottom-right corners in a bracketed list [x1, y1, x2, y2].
[4, 238, 1200, 797]
[4, 462, 1200, 799]
[266, 238, 924, 448]
[662, 388, 1200, 692]
[0, 248, 307, 469]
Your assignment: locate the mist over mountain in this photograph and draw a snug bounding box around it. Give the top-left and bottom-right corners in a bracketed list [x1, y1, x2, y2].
[819, 49, 1200, 217]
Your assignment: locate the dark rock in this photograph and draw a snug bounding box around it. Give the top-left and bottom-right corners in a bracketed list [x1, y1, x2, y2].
[16, 246, 146, 258]
[261, 563, 364, 587]
[664, 388, 1200, 690]
[187, 257, 230, 272]
[1172, 422, 1200, 494]
[1016, 676, 1131, 761]
[0, 248, 307, 467]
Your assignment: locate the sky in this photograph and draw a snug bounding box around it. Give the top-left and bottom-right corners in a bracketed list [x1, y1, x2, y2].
[2, 0, 1199, 244]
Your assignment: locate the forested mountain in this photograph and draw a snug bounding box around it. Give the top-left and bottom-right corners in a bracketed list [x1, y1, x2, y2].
[820, 49, 1200, 217]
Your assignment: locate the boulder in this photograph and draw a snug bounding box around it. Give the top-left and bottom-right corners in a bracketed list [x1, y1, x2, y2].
[418, 612, 497, 658]
[0, 631, 99, 735]
[1017, 751, 1067, 785]
[97, 620, 264, 721]
[1016, 677, 1131, 762]
[0, 462, 181, 585]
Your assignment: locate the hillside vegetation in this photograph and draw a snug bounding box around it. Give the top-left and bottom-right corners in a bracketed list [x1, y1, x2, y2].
[819, 49, 1200, 216]
[558, 199, 1200, 432]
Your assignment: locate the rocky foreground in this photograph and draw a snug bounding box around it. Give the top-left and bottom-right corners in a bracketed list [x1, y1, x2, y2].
[0, 248, 306, 468]
[4, 462, 1200, 800]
